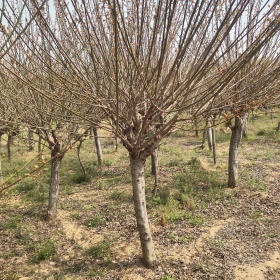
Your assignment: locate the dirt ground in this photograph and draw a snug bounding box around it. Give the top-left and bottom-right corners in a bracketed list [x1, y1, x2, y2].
[0, 134, 279, 280]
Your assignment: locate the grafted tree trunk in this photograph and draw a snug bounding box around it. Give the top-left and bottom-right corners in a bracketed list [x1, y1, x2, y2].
[28, 128, 35, 151]
[151, 149, 158, 195]
[93, 127, 103, 165]
[46, 148, 64, 220]
[228, 113, 247, 188]
[130, 155, 156, 268]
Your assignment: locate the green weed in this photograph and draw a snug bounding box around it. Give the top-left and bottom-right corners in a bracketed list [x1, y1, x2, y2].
[86, 214, 106, 228]
[108, 190, 131, 204]
[31, 240, 56, 263]
[161, 276, 177, 280]
[86, 240, 111, 263]
[0, 215, 22, 230]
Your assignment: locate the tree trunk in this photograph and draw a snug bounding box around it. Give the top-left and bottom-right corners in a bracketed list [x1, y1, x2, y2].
[242, 113, 248, 138]
[151, 149, 158, 195]
[0, 136, 3, 185]
[77, 140, 87, 181]
[28, 128, 35, 151]
[38, 135, 42, 160]
[201, 128, 207, 149]
[115, 137, 118, 152]
[93, 127, 103, 165]
[212, 127, 217, 164]
[130, 155, 156, 268]
[28, 128, 34, 152]
[228, 114, 246, 188]
[7, 134, 12, 161]
[194, 118, 199, 137]
[277, 122, 280, 132]
[46, 150, 63, 220]
[207, 124, 213, 151]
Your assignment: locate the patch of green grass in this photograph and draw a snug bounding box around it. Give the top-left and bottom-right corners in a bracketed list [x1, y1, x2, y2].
[0, 215, 22, 230]
[86, 214, 106, 228]
[166, 232, 195, 244]
[96, 180, 108, 190]
[86, 240, 111, 263]
[70, 173, 90, 184]
[161, 276, 177, 280]
[31, 240, 56, 263]
[168, 159, 184, 167]
[103, 158, 113, 167]
[258, 217, 271, 225]
[249, 210, 262, 219]
[185, 212, 204, 226]
[83, 204, 94, 211]
[171, 130, 186, 138]
[164, 199, 186, 223]
[262, 233, 277, 238]
[87, 265, 106, 278]
[172, 159, 227, 204]
[0, 272, 20, 280]
[215, 132, 231, 143]
[108, 190, 131, 202]
[208, 237, 226, 248]
[13, 178, 37, 193]
[69, 211, 81, 220]
[25, 183, 48, 203]
[1, 251, 16, 260]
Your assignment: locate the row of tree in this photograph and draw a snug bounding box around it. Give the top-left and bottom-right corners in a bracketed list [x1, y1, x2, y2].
[0, 0, 279, 268]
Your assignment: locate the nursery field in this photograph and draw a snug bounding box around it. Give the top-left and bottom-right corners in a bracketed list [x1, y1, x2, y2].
[0, 112, 279, 280]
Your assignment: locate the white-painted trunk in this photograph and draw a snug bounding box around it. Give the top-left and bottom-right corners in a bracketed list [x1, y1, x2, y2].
[130, 156, 156, 268]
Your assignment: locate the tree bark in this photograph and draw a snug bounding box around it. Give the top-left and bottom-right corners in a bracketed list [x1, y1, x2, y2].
[151, 149, 158, 195]
[77, 140, 87, 181]
[46, 150, 63, 220]
[37, 134, 42, 160]
[130, 155, 156, 268]
[7, 134, 12, 161]
[207, 124, 213, 151]
[194, 118, 199, 137]
[201, 128, 207, 149]
[28, 128, 35, 151]
[93, 127, 103, 165]
[212, 127, 217, 164]
[115, 137, 118, 152]
[228, 113, 247, 188]
[0, 136, 3, 185]
[242, 113, 248, 138]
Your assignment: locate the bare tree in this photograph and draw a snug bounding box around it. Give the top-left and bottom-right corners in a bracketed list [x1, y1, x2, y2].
[3, 0, 280, 268]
